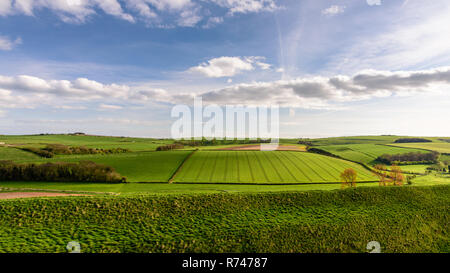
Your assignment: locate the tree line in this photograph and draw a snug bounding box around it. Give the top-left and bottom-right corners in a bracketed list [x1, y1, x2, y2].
[376, 151, 439, 165]
[394, 138, 432, 143]
[0, 160, 126, 183]
[20, 144, 130, 158]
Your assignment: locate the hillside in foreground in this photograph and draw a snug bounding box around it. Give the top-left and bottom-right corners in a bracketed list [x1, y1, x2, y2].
[0, 186, 448, 253]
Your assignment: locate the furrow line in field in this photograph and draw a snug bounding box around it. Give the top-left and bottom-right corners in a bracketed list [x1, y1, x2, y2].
[292, 153, 328, 182]
[244, 151, 255, 182]
[272, 152, 300, 182]
[208, 152, 219, 182]
[278, 152, 312, 182]
[261, 152, 284, 182]
[253, 151, 271, 183]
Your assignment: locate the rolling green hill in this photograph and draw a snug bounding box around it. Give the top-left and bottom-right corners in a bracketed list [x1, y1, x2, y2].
[174, 151, 376, 183]
[316, 144, 429, 165]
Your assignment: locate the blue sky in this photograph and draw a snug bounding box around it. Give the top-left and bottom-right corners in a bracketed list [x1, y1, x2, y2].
[1, 0, 450, 138]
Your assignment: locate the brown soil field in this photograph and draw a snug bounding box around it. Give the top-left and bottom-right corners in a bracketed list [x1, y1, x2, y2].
[0, 192, 89, 200]
[217, 145, 306, 151]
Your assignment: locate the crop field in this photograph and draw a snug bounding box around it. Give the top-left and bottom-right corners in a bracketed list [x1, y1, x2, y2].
[390, 143, 450, 154]
[317, 144, 429, 165]
[304, 135, 405, 146]
[173, 151, 376, 183]
[0, 186, 448, 253]
[12, 151, 192, 182]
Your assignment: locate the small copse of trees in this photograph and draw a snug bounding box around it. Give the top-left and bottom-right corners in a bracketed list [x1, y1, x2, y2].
[0, 160, 126, 183]
[21, 144, 130, 158]
[394, 138, 432, 143]
[156, 143, 184, 151]
[377, 151, 439, 165]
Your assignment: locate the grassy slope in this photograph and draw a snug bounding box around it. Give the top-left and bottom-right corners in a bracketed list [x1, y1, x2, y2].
[390, 143, 450, 154]
[317, 144, 429, 165]
[173, 151, 377, 184]
[0, 147, 41, 161]
[0, 185, 448, 253]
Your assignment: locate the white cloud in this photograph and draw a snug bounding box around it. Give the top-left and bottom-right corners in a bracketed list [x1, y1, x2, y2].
[53, 105, 87, 110]
[98, 103, 123, 110]
[366, 0, 382, 6]
[321, 5, 345, 16]
[0, 35, 22, 51]
[196, 66, 450, 107]
[188, 56, 271, 78]
[0, 0, 13, 16]
[0, 0, 280, 27]
[203, 16, 223, 29]
[211, 0, 278, 14]
[3, 67, 449, 109]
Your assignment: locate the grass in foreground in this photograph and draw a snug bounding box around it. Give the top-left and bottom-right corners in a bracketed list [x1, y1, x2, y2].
[0, 185, 448, 253]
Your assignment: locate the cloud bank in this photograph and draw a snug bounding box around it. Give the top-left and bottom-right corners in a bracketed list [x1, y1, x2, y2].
[1, 67, 450, 109]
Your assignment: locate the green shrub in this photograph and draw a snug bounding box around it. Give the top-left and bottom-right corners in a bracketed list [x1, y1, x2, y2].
[0, 160, 126, 183]
[20, 147, 54, 158]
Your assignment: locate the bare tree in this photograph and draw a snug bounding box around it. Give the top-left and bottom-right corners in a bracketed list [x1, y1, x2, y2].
[340, 168, 358, 188]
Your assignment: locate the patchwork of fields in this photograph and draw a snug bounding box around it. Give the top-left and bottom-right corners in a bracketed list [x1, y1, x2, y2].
[317, 144, 429, 165]
[0, 134, 173, 151]
[174, 151, 376, 183]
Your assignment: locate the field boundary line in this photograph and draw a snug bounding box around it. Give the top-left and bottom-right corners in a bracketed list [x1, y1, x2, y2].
[168, 150, 196, 183]
[171, 181, 380, 185]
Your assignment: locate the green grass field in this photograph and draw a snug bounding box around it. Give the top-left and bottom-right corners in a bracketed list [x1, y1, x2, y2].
[46, 151, 192, 182]
[5, 150, 192, 182]
[0, 146, 41, 161]
[0, 134, 173, 151]
[0, 185, 448, 253]
[399, 164, 431, 174]
[390, 142, 450, 154]
[317, 144, 429, 165]
[173, 151, 376, 183]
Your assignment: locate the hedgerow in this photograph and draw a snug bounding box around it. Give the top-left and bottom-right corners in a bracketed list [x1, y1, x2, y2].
[0, 160, 126, 183]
